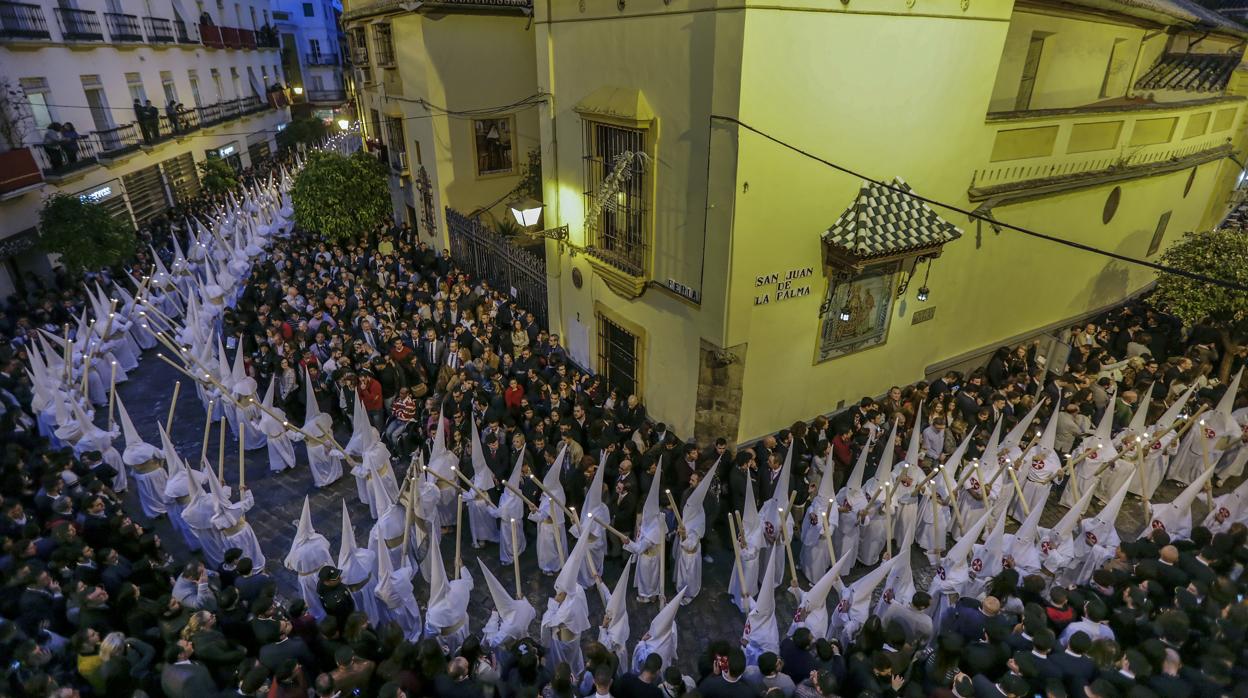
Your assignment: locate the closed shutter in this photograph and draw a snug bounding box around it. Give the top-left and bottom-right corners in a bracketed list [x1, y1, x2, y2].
[122, 164, 171, 226]
[162, 152, 201, 203]
[247, 140, 270, 166]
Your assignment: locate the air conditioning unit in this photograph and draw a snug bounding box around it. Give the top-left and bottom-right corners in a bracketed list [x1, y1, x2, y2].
[392, 150, 407, 172]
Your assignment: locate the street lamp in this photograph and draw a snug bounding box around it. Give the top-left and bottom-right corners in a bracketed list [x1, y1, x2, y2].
[507, 196, 544, 228]
[507, 197, 568, 241]
[337, 118, 350, 130]
[292, 86, 304, 95]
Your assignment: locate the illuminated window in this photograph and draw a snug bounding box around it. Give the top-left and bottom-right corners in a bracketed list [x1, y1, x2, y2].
[473, 116, 515, 176]
[582, 120, 648, 276]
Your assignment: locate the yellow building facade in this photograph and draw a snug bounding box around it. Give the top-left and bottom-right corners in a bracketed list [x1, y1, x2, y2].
[347, 0, 1248, 445]
[535, 0, 1248, 445]
[340, 0, 540, 238]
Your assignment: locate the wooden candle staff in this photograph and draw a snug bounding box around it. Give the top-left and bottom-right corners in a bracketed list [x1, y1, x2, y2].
[200, 401, 214, 466]
[510, 518, 522, 598]
[454, 489, 464, 579]
[166, 381, 181, 434]
[238, 420, 245, 490]
[217, 411, 227, 482]
[107, 361, 118, 431]
[728, 513, 748, 612]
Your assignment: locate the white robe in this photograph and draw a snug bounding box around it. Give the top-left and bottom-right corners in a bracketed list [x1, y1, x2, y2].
[625, 517, 666, 599]
[266, 432, 297, 473]
[488, 492, 527, 564]
[214, 490, 266, 569]
[306, 442, 344, 487]
[799, 503, 836, 582]
[465, 491, 499, 547]
[131, 466, 170, 518]
[528, 499, 567, 574]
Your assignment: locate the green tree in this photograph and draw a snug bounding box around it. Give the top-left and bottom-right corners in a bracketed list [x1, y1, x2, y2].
[38, 194, 136, 275]
[277, 117, 329, 151]
[1152, 228, 1248, 382]
[291, 150, 389, 241]
[199, 156, 238, 195]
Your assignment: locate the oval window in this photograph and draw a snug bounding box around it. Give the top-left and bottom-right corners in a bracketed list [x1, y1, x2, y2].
[1103, 186, 1121, 224]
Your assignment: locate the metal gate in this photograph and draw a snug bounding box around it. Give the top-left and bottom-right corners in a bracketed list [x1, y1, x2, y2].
[445, 208, 548, 328]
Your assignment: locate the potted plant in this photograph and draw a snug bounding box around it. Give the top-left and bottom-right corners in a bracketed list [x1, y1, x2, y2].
[0, 77, 44, 195]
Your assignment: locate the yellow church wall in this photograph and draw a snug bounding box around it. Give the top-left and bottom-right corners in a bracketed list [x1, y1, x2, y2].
[533, 0, 747, 437]
[356, 11, 541, 243]
[526, 0, 1247, 443]
[723, 7, 1244, 443]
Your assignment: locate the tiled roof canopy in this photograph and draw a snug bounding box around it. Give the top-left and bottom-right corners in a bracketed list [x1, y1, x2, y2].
[1134, 52, 1240, 92]
[821, 178, 962, 268]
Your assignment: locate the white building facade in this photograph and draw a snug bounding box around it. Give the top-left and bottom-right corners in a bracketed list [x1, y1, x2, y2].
[0, 0, 290, 296]
[273, 0, 345, 111]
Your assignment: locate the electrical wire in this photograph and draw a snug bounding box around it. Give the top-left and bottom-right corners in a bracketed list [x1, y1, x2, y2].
[710, 114, 1248, 293]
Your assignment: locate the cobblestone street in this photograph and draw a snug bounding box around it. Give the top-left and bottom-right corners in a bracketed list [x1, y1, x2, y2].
[110, 351, 1227, 672]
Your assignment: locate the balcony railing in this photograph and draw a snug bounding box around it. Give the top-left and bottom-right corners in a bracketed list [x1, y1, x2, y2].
[55, 7, 103, 41]
[32, 136, 101, 178]
[238, 27, 254, 48]
[306, 88, 347, 103]
[104, 12, 143, 41]
[971, 97, 1247, 197]
[143, 15, 173, 42]
[305, 52, 338, 65]
[95, 123, 141, 157]
[199, 21, 221, 47]
[23, 96, 277, 182]
[173, 17, 196, 43]
[256, 26, 278, 48]
[220, 25, 239, 48]
[0, 2, 51, 40]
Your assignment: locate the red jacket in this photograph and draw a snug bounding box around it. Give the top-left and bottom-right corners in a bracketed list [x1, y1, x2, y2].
[358, 377, 383, 411]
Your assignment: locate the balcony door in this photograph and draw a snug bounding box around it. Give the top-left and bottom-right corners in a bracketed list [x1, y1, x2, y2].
[84, 87, 113, 132]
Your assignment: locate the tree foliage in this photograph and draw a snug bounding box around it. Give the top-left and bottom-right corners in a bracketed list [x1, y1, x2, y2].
[199, 156, 238, 196]
[277, 117, 329, 151]
[1152, 228, 1248, 381]
[291, 151, 389, 241]
[38, 194, 136, 275]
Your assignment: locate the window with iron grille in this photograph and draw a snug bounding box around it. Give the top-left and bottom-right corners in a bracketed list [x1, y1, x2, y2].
[373, 23, 394, 66]
[349, 27, 369, 65]
[385, 116, 406, 171]
[597, 313, 639, 400]
[582, 120, 648, 276]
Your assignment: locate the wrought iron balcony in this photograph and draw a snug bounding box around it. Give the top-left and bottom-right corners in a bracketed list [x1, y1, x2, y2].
[220, 25, 239, 48]
[256, 26, 278, 48]
[32, 136, 101, 178]
[305, 52, 339, 65]
[306, 88, 346, 103]
[173, 18, 196, 43]
[199, 22, 222, 47]
[0, 2, 51, 40]
[143, 15, 173, 42]
[238, 27, 254, 49]
[104, 12, 143, 41]
[55, 7, 103, 41]
[95, 123, 141, 157]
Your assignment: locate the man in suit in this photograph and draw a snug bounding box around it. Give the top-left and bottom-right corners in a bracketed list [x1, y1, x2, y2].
[482, 433, 510, 481]
[1047, 631, 1096, 696]
[162, 639, 218, 696]
[232, 558, 273, 607]
[611, 459, 640, 555]
[1021, 631, 1063, 695]
[258, 619, 317, 677]
[421, 328, 446, 379]
[760, 450, 788, 503]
